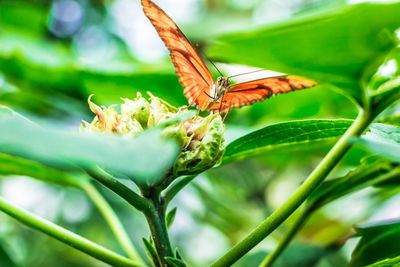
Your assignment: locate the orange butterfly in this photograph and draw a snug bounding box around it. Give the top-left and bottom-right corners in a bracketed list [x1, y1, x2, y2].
[141, 0, 317, 113]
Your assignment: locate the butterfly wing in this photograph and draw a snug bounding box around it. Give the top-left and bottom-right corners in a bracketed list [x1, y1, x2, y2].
[209, 76, 317, 112]
[141, 0, 214, 110]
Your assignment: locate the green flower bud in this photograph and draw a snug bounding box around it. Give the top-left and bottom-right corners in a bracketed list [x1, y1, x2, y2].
[174, 114, 225, 175]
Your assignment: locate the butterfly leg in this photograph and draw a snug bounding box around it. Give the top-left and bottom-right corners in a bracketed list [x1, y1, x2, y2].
[222, 110, 229, 121]
[193, 108, 201, 120]
[218, 92, 227, 114]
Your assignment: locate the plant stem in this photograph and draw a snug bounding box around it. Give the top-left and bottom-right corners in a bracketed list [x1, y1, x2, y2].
[261, 167, 400, 267]
[87, 167, 151, 213]
[0, 196, 143, 267]
[162, 175, 196, 206]
[82, 182, 145, 264]
[259, 209, 309, 267]
[144, 194, 174, 266]
[210, 110, 372, 267]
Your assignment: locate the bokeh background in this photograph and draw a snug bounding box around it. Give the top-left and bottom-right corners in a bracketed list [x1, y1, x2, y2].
[0, 0, 399, 266]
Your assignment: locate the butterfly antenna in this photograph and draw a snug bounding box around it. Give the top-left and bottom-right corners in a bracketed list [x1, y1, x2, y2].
[228, 69, 266, 78]
[195, 43, 223, 77]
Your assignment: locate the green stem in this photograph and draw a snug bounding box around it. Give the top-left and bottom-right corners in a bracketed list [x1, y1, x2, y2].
[82, 182, 145, 265]
[259, 209, 309, 267]
[87, 167, 151, 213]
[210, 110, 373, 267]
[0, 196, 142, 267]
[144, 194, 174, 266]
[162, 175, 196, 206]
[261, 167, 400, 267]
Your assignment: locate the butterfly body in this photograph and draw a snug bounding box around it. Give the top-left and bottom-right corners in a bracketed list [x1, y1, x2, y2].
[141, 0, 317, 114]
[207, 76, 230, 104]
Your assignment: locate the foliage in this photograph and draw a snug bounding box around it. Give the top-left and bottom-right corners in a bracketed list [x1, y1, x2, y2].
[0, 1, 399, 267]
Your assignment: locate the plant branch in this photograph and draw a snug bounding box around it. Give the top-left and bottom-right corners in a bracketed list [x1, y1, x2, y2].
[260, 167, 400, 266]
[0, 196, 143, 267]
[210, 110, 373, 267]
[81, 182, 145, 264]
[87, 167, 151, 213]
[259, 209, 309, 267]
[144, 194, 174, 266]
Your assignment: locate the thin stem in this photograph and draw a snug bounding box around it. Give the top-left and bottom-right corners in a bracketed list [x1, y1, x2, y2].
[261, 167, 400, 267]
[144, 194, 174, 266]
[0, 196, 143, 267]
[162, 175, 196, 206]
[87, 167, 151, 213]
[211, 110, 373, 267]
[82, 182, 145, 265]
[259, 209, 309, 267]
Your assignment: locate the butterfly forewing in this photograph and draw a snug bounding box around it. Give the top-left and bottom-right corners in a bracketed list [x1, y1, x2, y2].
[141, 0, 214, 110]
[209, 76, 317, 113]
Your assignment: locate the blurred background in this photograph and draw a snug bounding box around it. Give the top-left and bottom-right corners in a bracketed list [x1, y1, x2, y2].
[0, 0, 399, 266]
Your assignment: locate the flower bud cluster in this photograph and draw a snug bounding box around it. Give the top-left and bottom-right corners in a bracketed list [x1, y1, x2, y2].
[81, 93, 225, 177]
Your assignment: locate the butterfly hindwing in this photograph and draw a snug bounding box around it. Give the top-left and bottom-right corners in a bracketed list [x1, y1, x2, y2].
[141, 0, 213, 110]
[209, 76, 317, 113]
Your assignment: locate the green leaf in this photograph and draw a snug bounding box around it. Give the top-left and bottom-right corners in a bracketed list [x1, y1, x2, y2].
[223, 119, 353, 164]
[165, 257, 187, 267]
[350, 220, 400, 267]
[208, 2, 400, 104]
[234, 243, 325, 267]
[142, 238, 160, 267]
[0, 242, 19, 267]
[0, 153, 88, 188]
[0, 109, 180, 184]
[370, 47, 400, 116]
[357, 123, 400, 162]
[308, 157, 400, 210]
[366, 255, 400, 267]
[166, 207, 177, 229]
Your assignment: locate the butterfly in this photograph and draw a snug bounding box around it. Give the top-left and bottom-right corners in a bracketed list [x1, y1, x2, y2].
[141, 0, 317, 114]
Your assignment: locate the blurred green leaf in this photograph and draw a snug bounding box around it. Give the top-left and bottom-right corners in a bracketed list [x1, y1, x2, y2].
[142, 238, 159, 267]
[369, 47, 400, 116]
[357, 123, 400, 162]
[350, 219, 400, 267]
[208, 2, 400, 104]
[0, 108, 179, 183]
[0, 1, 47, 33]
[0, 153, 88, 188]
[165, 257, 187, 267]
[223, 119, 353, 164]
[366, 255, 400, 267]
[0, 242, 19, 267]
[234, 243, 325, 267]
[308, 157, 400, 210]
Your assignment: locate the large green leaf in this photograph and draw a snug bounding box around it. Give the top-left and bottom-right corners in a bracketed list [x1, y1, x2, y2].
[350, 220, 400, 267]
[223, 119, 353, 164]
[0, 25, 186, 111]
[0, 109, 179, 183]
[208, 2, 400, 104]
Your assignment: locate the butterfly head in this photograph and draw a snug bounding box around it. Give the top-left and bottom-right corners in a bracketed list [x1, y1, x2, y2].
[217, 76, 230, 88]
